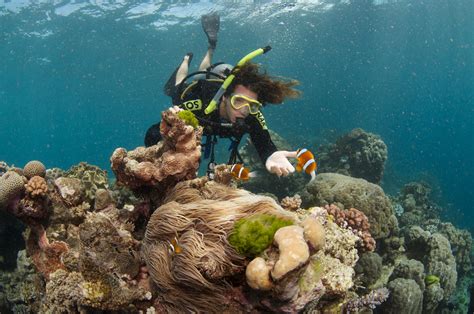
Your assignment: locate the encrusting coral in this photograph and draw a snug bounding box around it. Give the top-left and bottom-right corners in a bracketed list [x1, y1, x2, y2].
[111, 109, 202, 193]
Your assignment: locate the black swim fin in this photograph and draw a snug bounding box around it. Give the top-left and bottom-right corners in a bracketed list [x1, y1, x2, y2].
[201, 12, 220, 49]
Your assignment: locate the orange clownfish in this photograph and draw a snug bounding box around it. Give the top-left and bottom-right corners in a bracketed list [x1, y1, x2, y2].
[168, 237, 182, 255]
[230, 164, 257, 181]
[295, 148, 317, 181]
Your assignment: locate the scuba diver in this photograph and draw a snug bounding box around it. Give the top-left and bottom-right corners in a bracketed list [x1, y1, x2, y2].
[145, 13, 301, 178]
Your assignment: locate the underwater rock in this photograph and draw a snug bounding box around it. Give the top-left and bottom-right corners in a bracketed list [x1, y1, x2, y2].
[111, 109, 202, 194]
[316, 128, 388, 184]
[301, 172, 398, 239]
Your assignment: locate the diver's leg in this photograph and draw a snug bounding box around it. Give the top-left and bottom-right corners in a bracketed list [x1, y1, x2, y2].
[175, 52, 193, 86]
[198, 47, 214, 71]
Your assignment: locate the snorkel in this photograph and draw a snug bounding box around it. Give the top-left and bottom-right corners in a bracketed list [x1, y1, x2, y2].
[204, 46, 272, 115]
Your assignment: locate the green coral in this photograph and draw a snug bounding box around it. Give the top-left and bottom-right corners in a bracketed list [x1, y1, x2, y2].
[228, 214, 293, 257]
[177, 110, 200, 129]
[425, 274, 440, 286]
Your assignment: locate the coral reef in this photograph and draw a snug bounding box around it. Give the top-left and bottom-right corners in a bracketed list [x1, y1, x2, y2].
[316, 128, 388, 183]
[2, 121, 471, 314]
[111, 109, 202, 194]
[301, 173, 398, 239]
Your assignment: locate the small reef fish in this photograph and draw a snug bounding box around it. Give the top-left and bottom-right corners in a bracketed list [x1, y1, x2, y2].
[168, 237, 182, 255]
[230, 164, 257, 181]
[295, 148, 317, 181]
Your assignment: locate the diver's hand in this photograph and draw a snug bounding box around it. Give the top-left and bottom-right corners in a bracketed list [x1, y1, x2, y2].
[265, 151, 297, 177]
[169, 105, 183, 114]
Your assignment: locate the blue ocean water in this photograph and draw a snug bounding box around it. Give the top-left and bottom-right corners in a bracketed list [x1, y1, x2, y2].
[0, 0, 472, 230]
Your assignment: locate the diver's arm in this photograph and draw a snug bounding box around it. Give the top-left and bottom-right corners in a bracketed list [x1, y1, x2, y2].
[246, 115, 278, 164]
[247, 114, 296, 176]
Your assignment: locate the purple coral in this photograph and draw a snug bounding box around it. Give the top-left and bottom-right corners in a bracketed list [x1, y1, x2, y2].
[343, 287, 390, 313]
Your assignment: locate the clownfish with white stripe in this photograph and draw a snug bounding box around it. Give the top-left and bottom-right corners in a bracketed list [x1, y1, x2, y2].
[230, 164, 257, 181]
[295, 148, 317, 181]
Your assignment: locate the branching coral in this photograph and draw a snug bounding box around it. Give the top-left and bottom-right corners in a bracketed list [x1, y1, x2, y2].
[25, 176, 48, 198]
[343, 287, 390, 313]
[111, 109, 202, 192]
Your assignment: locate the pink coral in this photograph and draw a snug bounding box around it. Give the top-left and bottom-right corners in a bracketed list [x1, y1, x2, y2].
[111, 109, 202, 190]
[325, 204, 376, 252]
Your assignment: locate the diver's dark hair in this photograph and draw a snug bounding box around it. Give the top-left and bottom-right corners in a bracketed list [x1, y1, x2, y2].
[226, 62, 301, 105]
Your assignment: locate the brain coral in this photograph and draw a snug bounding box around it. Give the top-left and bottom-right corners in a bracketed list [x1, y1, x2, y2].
[23, 161, 46, 179]
[0, 171, 25, 209]
[301, 173, 398, 239]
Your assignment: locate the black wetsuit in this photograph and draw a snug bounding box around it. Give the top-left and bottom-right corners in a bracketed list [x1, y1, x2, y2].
[145, 79, 277, 165]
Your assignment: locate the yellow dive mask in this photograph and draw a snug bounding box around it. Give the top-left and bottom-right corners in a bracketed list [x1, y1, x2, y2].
[230, 94, 262, 115]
